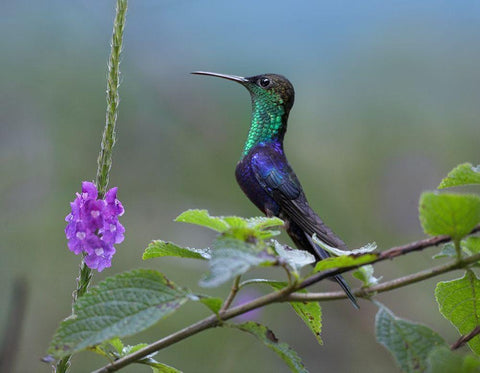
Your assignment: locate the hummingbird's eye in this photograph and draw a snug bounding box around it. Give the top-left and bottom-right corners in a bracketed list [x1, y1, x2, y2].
[258, 77, 271, 88]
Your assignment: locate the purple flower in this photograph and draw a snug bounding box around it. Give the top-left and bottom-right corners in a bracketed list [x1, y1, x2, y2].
[65, 181, 125, 271]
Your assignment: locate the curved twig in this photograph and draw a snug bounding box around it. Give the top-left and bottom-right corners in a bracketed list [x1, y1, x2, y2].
[92, 225, 480, 373]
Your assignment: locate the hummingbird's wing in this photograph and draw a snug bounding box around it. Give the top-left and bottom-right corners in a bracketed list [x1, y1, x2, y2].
[251, 147, 359, 309]
[251, 148, 347, 251]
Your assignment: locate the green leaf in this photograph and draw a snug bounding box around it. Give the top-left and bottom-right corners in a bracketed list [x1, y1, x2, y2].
[434, 239, 480, 260]
[313, 254, 377, 273]
[438, 163, 480, 189]
[100, 340, 182, 373]
[199, 237, 275, 288]
[246, 216, 284, 230]
[352, 265, 382, 287]
[146, 361, 182, 373]
[312, 235, 377, 256]
[48, 270, 190, 359]
[426, 347, 480, 373]
[175, 209, 229, 232]
[223, 215, 282, 240]
[273, 241, 315, 275]
[223, 216, 248, 229]
[464, 237, 480, 255]
[123, 342, 150, 355]
[196, 296, 223, 314]
[432, 243, 458, 259]
[143, 240, 210, 260]
[229, 322, 308, 373]
[419, 192, 480, 240]
[107, 337, 124, 355]
[92, 337, 126, 359]
[270, 282, 322, 345]
[435, 270, 480, 355]
[175, 210, 283, 240]
[375, 304, 447, 373]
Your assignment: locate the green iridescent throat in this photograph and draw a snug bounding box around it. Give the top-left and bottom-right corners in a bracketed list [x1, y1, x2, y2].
[242, 94, 287, 156]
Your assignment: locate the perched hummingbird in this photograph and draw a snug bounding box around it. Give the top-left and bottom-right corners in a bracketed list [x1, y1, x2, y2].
[192, 71, 359, 308]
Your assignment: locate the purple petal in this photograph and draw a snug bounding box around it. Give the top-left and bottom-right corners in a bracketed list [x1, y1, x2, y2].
[65, 182, 124, 272]
[81, 181, 98, 201]
[84, 253, 101, 270]
[82, 234, 104, 256]
[65, 221, 76, 239]
[104, 187, 124, 217]
[105, 187, 117, 203]
[84, 242, 115, 272]
[67, 238, 83, 255]
[101, 218, 125, 244]
[84, 199, 105, 230]
[66, 221, 89, 247]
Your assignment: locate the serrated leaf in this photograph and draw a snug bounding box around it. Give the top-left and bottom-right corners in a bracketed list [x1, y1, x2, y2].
[313, 254, 377, 272]
[223, 216, 248, 229]
[426, 347, 480, 373]
[108, 337, 124, 354]
[438, 163, 480, 189]
[352, 265, 381, 287]
[270, 282, 322, 345]
[273, 241, 315, 275]
[432, 243, 457, 259]
[175, 209, 229, 232]
[91, 337, 128, 359]
[143, 240, 210, 260]
[48, 270, 190, 359]
[435, 270, 480, 355]
[175, 210, 282, 240]
[199, 237, 275, 288]
[419, 192, 480, 240]
[312, 235, 377, 256]
[375, 304, 447, 373]
[246, 216, 284, 230]
[229, 322, 308, 373]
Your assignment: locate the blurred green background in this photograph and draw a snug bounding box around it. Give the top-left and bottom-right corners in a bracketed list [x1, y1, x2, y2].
[1, 1, 479, 372]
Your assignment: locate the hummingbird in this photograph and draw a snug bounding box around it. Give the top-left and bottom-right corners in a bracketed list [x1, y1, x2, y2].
[192, 71, 359, 309]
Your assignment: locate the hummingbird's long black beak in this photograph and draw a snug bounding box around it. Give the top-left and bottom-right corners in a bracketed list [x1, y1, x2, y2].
[191, 71, 248, 84]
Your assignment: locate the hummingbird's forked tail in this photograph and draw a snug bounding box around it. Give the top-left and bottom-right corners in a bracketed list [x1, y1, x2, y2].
[334, 274, 359, 309]
[305, 233, 360, 309]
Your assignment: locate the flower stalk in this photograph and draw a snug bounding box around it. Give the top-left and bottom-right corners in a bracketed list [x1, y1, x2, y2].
[56, 1, 127, 372]
[96, 0, 127, 199]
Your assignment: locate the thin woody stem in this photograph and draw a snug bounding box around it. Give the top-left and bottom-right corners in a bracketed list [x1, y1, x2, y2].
[220, 276, 241, 313]
[93, 226, 480, 373]
[451, 325, 480, 350]
[286, 252, 480, 302]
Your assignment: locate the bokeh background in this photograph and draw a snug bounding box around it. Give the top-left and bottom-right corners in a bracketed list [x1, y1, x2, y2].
[1, 1, 479, 372]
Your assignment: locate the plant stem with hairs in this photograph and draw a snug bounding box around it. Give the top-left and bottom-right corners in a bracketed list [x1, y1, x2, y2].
[55, 1, 127, 372]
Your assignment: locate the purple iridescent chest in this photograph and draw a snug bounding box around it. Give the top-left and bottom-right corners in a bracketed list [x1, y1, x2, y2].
[234, 142, 283, 216]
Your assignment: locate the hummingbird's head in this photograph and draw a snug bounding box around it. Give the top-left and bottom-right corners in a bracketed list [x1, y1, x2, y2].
[191, 71, 295, 114]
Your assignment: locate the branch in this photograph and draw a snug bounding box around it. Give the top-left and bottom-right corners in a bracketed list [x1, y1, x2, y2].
[451, 325, 480, 350]
[286, 252, 480, 302]
[220, 275, 241, 313]
[297, 224, 480, 290]
[93, 226, 480, 372]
